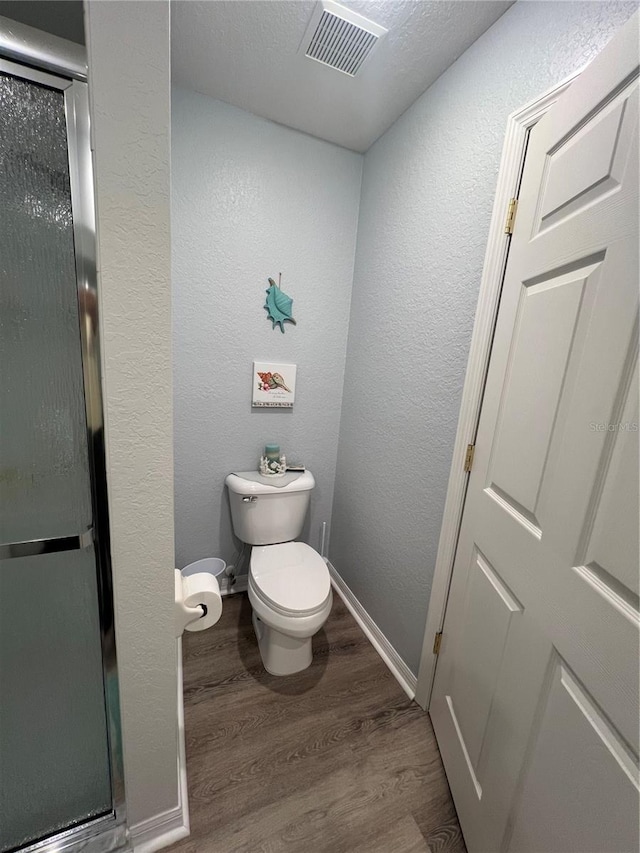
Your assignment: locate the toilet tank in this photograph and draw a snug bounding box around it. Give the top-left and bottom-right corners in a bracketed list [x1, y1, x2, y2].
[225, 470, 315, 546]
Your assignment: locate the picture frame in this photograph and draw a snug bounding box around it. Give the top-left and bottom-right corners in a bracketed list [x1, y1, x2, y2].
[252, 361, 297, 408]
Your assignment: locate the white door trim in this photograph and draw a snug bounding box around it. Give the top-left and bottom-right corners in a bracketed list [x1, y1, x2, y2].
[415, 70, 583, 710]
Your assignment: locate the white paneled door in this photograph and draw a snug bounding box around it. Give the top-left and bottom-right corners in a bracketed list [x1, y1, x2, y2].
[430, 15, 639, 853]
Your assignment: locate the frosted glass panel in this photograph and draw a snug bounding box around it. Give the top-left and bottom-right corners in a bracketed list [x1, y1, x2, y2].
[0, 71, 113, 851]
[0, 547, 112, 852]
[0, 73, 92, 543]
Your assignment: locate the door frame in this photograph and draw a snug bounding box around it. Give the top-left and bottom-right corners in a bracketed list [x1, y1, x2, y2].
[415, 70, 584, 711]
[0, 20, 127, 853]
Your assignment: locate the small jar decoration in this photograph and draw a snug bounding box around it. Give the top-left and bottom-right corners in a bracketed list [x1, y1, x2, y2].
[260, 444, 287, 477]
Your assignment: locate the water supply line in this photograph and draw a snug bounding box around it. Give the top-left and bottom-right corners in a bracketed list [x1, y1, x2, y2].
[320, 522, 327, 560]
[225, 541, 248, 588]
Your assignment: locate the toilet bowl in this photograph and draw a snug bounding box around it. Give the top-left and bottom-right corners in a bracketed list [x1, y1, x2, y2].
[225, 471, 333, 675]
[248, 541, 332, 675]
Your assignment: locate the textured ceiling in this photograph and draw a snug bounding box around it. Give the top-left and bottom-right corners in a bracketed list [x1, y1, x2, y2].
[171, 0, 513, 152]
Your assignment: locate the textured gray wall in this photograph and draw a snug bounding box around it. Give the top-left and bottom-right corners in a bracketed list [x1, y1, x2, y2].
[172, 89, 362, 569]
[330, 0, 638, 676]
[86, 0, 179, 827]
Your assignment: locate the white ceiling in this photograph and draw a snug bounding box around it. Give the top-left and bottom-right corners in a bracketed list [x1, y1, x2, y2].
[171, 0, 513, 152]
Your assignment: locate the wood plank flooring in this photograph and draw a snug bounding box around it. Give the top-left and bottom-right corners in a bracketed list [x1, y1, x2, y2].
[167, 592, 465, 853]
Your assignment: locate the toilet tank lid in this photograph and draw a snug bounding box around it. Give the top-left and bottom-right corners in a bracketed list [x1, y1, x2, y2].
[225, 469, 315, 495]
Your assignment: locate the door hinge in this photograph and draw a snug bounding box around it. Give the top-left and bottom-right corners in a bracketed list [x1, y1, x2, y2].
[464, 443, 475, 473]
[504, 197, 518, 235]
[433, 631, 443, 655]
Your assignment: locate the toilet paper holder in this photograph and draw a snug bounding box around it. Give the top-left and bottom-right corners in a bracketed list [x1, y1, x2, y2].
[174, 568, 223, 637]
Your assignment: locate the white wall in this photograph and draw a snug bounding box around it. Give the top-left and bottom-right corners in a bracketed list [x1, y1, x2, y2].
[330, 0, 638, 675]
[172, 89, 362, 570]
[86, 0, 181, 832]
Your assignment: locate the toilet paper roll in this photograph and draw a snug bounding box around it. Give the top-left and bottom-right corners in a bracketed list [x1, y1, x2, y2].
[175, 569, 223, 635]
[175, 570, 201, 637]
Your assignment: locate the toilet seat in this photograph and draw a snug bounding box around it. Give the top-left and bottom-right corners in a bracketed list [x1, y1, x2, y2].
[250, 542, 331, 617]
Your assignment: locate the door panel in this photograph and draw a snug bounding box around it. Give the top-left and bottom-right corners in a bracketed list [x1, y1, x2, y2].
[507, 658, 638, 853]
[538, 89, 635, 232]
[486, 260, 595, 529]
[0, 73, 93, 544]
[448, 550, 523, 777]
[0, 69, 113, 851]
[0, 548, 112, 852]
[581, 362, 638, 602]
[430, 14, 639, 853]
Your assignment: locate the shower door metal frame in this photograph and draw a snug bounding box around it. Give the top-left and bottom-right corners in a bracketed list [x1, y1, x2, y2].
[0, 26, 128, 853]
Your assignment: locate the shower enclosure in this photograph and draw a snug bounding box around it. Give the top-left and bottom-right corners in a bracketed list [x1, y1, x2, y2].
[0, 19, 126, 853]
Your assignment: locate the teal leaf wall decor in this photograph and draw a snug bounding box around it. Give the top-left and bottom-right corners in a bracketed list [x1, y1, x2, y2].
[264, 274, 296, 333]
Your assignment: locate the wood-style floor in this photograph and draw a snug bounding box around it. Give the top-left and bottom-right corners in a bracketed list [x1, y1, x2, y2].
[167, 592, 465, 853]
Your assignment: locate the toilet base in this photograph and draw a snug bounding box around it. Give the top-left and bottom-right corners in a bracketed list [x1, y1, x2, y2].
[252, 612, 313, 676]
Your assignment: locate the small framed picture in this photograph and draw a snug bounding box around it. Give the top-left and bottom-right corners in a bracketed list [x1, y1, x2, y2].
[252, 361, 297, 408]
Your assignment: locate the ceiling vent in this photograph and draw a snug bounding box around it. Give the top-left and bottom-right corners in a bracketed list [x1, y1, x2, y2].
[299, 1, 388, 77]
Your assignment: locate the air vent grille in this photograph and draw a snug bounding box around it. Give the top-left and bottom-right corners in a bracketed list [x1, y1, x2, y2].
[301, 2, 387, 77]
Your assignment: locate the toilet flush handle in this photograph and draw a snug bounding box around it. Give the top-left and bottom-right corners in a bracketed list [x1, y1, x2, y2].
[242, 496, 257, 503]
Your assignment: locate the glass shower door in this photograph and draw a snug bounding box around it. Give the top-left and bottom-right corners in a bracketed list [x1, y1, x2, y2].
[0, 62, 118, 852]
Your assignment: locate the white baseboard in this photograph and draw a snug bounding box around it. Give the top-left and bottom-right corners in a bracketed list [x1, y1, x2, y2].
[327, 561, 417, 701]
[129, 639, 190, 853]
[129, 805, 188, 853]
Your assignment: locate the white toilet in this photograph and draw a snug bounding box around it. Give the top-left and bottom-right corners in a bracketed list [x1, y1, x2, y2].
[225, 470, 332, 676]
